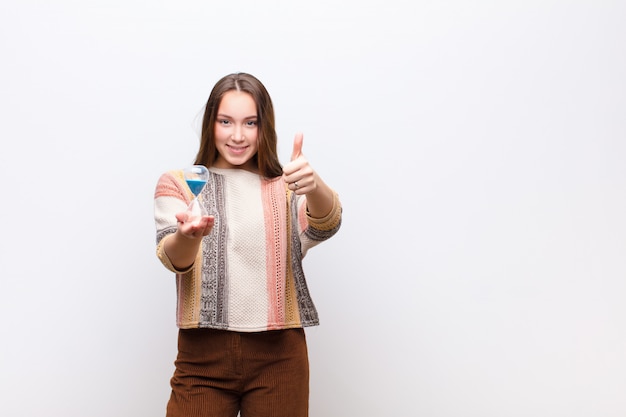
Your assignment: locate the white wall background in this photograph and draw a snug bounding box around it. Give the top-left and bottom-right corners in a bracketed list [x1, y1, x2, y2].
[1, 1, 625, 416]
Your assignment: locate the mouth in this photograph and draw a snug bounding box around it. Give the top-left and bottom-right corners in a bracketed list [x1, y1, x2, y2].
[228, 145, 248, 154]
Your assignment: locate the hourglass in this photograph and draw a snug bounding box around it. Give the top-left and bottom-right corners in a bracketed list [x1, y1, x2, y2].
[183, 165, 209, 223]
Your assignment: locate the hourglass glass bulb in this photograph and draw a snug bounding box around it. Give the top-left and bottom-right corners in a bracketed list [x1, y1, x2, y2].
[183, 165, 210, 224]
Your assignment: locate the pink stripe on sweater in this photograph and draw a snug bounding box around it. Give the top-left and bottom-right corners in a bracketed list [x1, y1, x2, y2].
[264, 179, 287, 329]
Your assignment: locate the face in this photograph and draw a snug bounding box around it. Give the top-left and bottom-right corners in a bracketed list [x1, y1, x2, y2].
[213, 90, 259, 172]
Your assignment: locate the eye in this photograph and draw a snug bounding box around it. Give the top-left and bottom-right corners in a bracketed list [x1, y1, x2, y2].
[246, 120, 258, 127]
[218, 119, 231, 125]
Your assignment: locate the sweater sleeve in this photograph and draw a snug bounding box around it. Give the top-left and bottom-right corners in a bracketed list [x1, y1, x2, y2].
[154, 170, 194, 273]
[306, 190, 342, 233]
[298, 190, 342, 256]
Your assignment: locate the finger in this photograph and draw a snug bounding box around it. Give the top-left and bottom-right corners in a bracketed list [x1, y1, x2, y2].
[180, 216, 212, 237]
[176, 212, 189, 224]
[202, 216, 215, 234]
[290, 132, 304, 161]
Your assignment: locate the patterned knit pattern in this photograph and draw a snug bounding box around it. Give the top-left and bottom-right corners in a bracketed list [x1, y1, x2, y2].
[154, 168, 342, 332]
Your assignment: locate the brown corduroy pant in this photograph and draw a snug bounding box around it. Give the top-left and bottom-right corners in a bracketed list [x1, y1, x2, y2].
[166, 328, 309, 417]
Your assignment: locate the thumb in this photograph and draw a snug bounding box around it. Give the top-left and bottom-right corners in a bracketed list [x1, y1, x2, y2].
[290, 132, 304, 161]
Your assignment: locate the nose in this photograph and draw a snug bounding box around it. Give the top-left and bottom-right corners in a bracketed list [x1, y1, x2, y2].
[231, 124, 244, 141]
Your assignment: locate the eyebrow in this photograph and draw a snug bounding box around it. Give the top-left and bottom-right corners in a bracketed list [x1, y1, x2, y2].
[217, 113, 258, 120]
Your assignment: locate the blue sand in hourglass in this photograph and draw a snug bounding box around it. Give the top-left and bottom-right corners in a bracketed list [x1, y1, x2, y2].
[186, 178, 207, 196]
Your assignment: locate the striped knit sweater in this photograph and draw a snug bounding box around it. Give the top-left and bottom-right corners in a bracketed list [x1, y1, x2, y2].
[154, 167, 342, 332]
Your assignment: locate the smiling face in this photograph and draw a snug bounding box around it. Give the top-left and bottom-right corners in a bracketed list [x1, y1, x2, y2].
[213, 90, 259, 172]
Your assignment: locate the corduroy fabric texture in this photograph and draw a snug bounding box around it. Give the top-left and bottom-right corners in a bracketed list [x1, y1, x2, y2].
[166, 328, 309, 417]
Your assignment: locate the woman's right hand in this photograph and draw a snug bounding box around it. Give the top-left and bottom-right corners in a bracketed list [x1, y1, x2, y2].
[175, 212, 215, 239]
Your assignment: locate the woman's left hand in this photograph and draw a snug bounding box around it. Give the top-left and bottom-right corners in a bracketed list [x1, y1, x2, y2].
[283, 132, 318, 195]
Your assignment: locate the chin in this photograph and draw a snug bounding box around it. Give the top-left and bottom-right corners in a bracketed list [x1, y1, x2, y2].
[226, 158, 253, 169]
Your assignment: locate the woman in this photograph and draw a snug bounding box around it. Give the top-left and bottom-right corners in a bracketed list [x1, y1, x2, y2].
[154, 72, 342, 417]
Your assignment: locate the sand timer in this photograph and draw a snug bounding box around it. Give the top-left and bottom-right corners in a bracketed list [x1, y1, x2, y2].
[183, 165, 209, 223]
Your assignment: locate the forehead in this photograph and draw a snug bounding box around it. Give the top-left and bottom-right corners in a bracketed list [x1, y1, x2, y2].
[218, 90, 257, 116]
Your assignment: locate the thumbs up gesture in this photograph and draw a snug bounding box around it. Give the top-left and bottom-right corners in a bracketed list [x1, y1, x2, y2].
[283, 132, 316, 195]
[283, 132, 336, 218]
